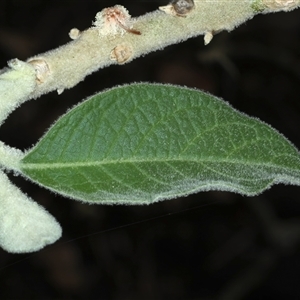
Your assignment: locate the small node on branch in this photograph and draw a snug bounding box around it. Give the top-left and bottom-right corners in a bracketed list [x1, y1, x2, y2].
[253, 0, 300, 12]
[263, 0, 299, 10]
[110, 43, 134, 64]
[159, 0, 195, 17]
[204, 31, 213, 45]
[69, 28, 81, 40]
[27, 59, 50, 84]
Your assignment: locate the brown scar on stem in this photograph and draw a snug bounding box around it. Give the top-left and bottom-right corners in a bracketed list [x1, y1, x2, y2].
[117, 21, 141, 35]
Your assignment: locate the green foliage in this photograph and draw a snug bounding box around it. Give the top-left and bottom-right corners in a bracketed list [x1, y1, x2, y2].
[20, 83, 300, 204]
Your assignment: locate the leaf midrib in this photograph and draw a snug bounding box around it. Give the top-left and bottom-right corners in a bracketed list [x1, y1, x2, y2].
[20, 157, 293, 170]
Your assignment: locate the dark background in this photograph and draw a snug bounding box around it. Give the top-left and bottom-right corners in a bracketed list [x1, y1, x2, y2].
[0, 1, 300, 299]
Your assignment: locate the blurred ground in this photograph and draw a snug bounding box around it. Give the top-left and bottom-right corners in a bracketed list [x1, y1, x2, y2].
[0, 1, 300, 299]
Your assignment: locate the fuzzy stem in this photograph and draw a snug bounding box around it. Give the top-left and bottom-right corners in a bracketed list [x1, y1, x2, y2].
[0, 1, 298, 103]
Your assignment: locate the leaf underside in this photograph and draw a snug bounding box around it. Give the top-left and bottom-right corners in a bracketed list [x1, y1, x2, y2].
[20, 83, 300, 204]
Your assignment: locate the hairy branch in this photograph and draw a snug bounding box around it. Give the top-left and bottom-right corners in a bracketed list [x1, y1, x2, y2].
[0, 0, 299, 128]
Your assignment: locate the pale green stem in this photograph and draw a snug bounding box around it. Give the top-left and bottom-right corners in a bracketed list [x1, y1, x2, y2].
[0, 59, 36, 125]
[0, 141, 24, 171]
[0, 0, 299, 102]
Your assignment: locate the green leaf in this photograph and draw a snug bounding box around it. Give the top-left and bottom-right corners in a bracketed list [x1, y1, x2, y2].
[20, 83, 300, 204]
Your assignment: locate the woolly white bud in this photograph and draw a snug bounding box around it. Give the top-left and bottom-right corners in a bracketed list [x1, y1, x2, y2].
[93, 5, 132, 35]
[93, 5, 140, 36]
[0, 171, 61, 253]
